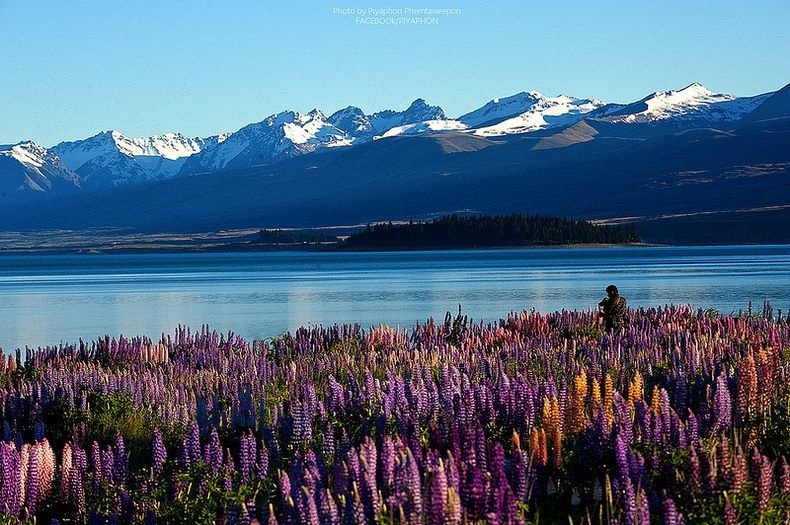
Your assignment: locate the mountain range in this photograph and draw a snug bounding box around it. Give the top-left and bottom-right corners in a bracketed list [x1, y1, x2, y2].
[1, 81, 788, 244]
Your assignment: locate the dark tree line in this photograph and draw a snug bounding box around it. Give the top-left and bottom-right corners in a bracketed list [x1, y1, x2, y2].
[345, 214, 641, 248]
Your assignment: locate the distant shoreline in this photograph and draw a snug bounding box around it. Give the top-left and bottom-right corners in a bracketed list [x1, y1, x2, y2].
[0, 241, 734, 256]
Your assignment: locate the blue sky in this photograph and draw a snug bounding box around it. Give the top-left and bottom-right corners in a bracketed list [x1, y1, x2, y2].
[1, 0, 788, 146]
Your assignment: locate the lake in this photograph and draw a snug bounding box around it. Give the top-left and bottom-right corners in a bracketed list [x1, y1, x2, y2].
[1, 245, 789, 351]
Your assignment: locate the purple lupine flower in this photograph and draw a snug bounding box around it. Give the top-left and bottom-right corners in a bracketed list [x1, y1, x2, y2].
[614, 434, 630, 483]
[622, 478, 637, 525]
[662, 496, 680, 525]
[295, 486, 319, 524]
[186, 423, 201, 465]
[203, 428, 223, 477]
[114, 434, 129, 485]
[33, 422, 45, 442]
[257, 439, 270, 481]
[239, 432, 253, 484]
[359, 437, 379, 523]
[91, 440, 103, 490]
[279, 469, 293, 509]
[317, 487, 339, 525]
[152, 428, 167, 476]
[461, 462, 487, 520]
[636, 487, 650, 525]
[426, 460, 448, 525]
[101, 445, 115, 486]
[332, 460, 349, 495]
[69, 466, 85, 516]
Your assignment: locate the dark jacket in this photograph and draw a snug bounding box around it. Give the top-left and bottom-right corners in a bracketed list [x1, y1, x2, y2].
[599, 295, 627, 331]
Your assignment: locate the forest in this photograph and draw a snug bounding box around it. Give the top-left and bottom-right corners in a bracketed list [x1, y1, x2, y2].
[344, 214, 641, 248]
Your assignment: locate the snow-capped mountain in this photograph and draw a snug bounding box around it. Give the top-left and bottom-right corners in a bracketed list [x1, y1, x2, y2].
[459, 92, 545, 128]
[182, 99, 449, 173]
[328, 99, 448, 142]
[1, 81, 784, 203]
[600, 82, 769, 125]
[473, 94, 606, 136]
[180, 109, 351, 174]
[0, 141, 80, 198]
[51, 131, 218, 187]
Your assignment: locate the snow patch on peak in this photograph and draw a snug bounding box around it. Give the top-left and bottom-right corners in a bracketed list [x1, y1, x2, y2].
[375, 119, 469, 139]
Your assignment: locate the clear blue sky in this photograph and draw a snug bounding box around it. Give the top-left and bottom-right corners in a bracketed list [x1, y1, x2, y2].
[1, 0, 788, 146]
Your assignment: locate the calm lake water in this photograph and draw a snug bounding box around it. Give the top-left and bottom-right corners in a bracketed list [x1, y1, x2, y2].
[1, 246, 789, 351]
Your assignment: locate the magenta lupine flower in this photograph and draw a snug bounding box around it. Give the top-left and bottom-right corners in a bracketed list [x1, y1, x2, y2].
[757, 454, 773, 509]
[687, 447, 702, 495]
[723, 494, 737, 525]
[662, 496, 680, 525]
[732, 446, 747, 493]
[24, 445, 39, 519]
[779, 455, 790, 494]
[717, 436, 732, 486]
[151, 427, 167, 476]
[712, 374, 732, 434]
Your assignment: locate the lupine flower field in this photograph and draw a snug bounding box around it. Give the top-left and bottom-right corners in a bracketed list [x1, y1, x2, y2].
[1, 305, 790, 524]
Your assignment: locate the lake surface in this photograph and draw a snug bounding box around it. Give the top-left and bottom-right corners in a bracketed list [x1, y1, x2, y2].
[1, 246, 789, 351]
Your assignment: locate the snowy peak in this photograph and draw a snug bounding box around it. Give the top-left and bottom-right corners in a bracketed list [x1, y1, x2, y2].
[368, 99, 447, 137]
[604, 82, 768, 124]
[472, 93, 606, 136]
[459, 91, 543, 127]
[180, 108, 353, 174]
[403, 98, 446, 122]
[328, 106, 373, 137]
[112, 132, 206, 160]
[51, 129, 214, 186]
[0, 140, 80, 195]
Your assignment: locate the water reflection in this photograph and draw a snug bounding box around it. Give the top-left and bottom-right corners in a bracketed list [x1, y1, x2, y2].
[0, 246, 789, 350]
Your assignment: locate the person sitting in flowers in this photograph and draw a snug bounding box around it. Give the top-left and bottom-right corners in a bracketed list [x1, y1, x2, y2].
[598, 284, 628, 331]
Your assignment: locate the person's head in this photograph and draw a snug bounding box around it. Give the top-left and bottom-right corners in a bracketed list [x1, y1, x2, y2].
[605, 284, 619, 298]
